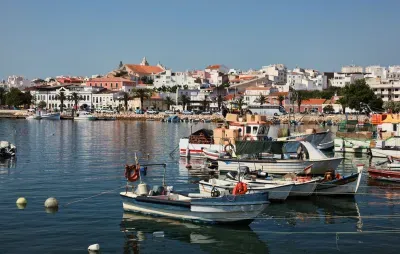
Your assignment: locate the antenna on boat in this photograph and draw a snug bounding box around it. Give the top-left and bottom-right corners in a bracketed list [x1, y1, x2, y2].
[162, 164, 167, 187]
[135, 152, 143, 183]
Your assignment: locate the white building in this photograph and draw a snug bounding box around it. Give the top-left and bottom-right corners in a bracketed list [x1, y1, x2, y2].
[329, 73, 364, 88]
[388, 66, 400, 79]
[260, 64, 287, 85]
[31, 85, 119, 110]
[153, 70, 199, 89]
[286, 71, 327, 91]
[365, 65, 387, 79]
[244, 86, 278, 105]
[6, 76, 33, 89]
[341, 65, 364, 73]
[366, 77, 400, 102]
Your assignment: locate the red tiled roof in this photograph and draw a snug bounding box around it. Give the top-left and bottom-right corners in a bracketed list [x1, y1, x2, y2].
[302, 98, 327, 105]
[56, 78, 84, 83]
[206, 64, 221, 70]
[125, 64, 164, 75]
[88, 77, 134, 83]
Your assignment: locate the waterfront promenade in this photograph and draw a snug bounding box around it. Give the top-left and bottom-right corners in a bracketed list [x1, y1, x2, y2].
[0, 109, 370, 124]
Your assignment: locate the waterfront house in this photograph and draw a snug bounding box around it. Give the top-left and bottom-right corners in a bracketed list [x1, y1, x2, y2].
[86, 77, 134, 91]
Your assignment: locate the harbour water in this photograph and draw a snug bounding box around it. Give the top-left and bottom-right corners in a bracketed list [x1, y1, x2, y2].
[0, 119, 399, 253]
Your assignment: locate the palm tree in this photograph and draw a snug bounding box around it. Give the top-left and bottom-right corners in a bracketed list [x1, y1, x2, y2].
[69, 92, 82, 110]
[277, 95, 285, 107]
[56, 91, 67, 112]
[179, 94, 191, 110]
[132, 88, 152, 110]
[295, 90, 308, 113]
[234, 96, 247, 116]
[164, 96, 175, 110]
[121, 92, 130, 111]
[254, 93, 267, 105]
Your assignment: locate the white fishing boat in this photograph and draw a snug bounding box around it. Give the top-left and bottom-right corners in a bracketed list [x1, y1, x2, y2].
[370, 137, 400, 157]
[26, 112, 42, 120]
[277, 129, 334, 150]
[74, 111, 97, 121]
[217, 141, 343, 175]
[0, 141, 16, 158]
[202, 148, 226, 160]
[314, 164, 363, 195]
[41, 112, 61, 120]
[198, 178, 293, 201]
[120, 162, 269, 225]
[179, 113, 270, 158]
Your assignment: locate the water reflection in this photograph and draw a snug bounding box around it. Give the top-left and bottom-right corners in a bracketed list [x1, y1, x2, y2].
[264, 196, 362, 230]
[120, 212, 269, 254]
[0, 157, 16, 175]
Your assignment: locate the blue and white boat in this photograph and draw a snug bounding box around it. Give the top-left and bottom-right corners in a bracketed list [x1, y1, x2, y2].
[41, 112, 61, 120]
[167, 115, 180, 123]
[120, 163, 269, 225]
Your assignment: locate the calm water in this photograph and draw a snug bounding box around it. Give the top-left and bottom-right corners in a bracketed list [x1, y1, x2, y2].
[0, 119, 399, 253]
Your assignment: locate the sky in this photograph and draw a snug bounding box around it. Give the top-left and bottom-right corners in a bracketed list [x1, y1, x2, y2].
[1, 0, 400, 79]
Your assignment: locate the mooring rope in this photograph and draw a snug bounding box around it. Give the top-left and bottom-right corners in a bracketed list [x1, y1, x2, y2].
[63, 185, 126, 207]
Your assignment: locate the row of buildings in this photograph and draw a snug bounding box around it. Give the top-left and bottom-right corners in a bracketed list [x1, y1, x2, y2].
[2, 59, 400, 113]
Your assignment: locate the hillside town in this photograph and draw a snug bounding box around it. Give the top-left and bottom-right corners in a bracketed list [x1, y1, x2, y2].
[1, 57, 399, 115]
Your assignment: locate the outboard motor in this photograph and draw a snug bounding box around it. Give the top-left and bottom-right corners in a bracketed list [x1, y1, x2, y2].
[257, 170, 268, 178]
[226, 171, 238, 180]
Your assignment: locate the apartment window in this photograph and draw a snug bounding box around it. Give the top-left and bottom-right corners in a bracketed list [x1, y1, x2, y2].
[396, 95, 399, 98]
[381, 89, 384, 92]
[396, 89, 399, 91]
[111, 83, 113, 88]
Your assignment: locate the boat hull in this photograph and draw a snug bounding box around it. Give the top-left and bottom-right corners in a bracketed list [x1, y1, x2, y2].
[371, 148, 400, 157]
[289, 180, 318, 197]
[317, 140, 334, 150]
[368, 168, 400, 182]
[334, 138, 371, 153]
[217, 157, 343, 175]
[203, 148, 222, 160]
[314, 172, 362, 195]
[120, 192, 268, 224]
[41, 113, 61, 120]
[198, 180, 292, 201]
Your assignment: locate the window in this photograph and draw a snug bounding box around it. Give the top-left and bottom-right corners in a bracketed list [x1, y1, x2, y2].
[246, 126, 251, 134]
[396, 96, 399, 98]
[252, 126, 258, 135]
[100, 83, 102, 87]
[381, 89, 384, 91]
[116, 83, 118, 88]
[396, 89, 399, 91]
[111, 83, 113, 88]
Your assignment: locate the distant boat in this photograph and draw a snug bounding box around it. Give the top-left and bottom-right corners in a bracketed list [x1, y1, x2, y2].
[74, 111, 97, 121]
[0, 141, 16, 158]
[167, 115, 180, 123]
[26, 114, 42, 120]
[41, 112, 61, 120]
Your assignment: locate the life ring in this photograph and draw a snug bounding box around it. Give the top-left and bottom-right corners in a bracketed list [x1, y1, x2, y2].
[224, 143, 235, 153]
[124, 164, 140, 182]
[336, 173, 341, 179]
[232, 182, 248, 195]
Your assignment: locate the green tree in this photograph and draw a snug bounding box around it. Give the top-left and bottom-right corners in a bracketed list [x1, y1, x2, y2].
[164, 96, 175, 110]
[179, 94, 191, 110]
[121, 92, 130, 111]
[323, 104, 335, 114]
[69, 92, 82, 110]
[56, 91, 67, 112]
[342, 79, 383, 112]
[294, 90, 309, 113]
[5, 88, 25, 107]
[277, 95, 285, 107]
[38, 100, 47, 109]
[132, 88, 152, 110]
[337, 97, 348, 114]
[254, 93, 267, 105]
[234, 96, 247, 116]
[383, 101, 395, 113]
[202, 95, 209, 111]
[0, 87, 6, 105]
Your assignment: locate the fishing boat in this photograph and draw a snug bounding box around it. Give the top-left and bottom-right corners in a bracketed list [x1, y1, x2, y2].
[179, 113, 270, 158]
[167, 115, 180, 123]
[277, 129, 334, 150]
[198, 177, 293, 201]
[0, 141, 16, 158]
[314, 164, 364, 195]
[41, 112, 61, 120]
[120, 162, 269, 225]
[223, 166, 319, 197]
[370, 137, 400, 157]
[74, 111, 97, 121]
[217, 141, 343, 175]
[367, 156, 400, 182]
[26, 112, 42, 120]
[202, 148, 227, 160]
[334, 119, 375, 153]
